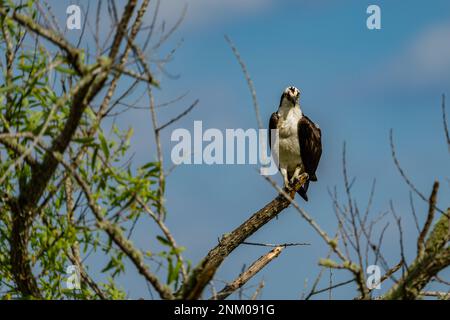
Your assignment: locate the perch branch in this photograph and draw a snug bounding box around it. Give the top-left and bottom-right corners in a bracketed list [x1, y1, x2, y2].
[178, 173, 309, 299]
[265, 175, 370, 299]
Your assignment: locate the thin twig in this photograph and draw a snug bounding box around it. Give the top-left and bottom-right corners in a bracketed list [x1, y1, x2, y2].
[441, 94, 450, 152]
[136, 196, 188, 283]
[251, 280, 265, 300]
[409, 191, 421, 234]
[389, 129, 444, 214]
[156, 99, 199, 132]
[307, 278, 354, 299]
[224, 35, 262, 130]
[242, 241, 310, 248]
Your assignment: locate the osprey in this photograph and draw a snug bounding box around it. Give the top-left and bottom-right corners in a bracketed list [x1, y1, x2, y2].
[269, 86, 322, 201]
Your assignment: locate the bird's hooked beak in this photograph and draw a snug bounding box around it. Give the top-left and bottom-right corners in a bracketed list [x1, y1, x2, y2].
[282, 86, 300, 106]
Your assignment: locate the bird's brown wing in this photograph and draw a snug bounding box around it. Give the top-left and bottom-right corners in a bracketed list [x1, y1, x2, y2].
[297, 115, 322, 181]
[268, 112, 279, 152]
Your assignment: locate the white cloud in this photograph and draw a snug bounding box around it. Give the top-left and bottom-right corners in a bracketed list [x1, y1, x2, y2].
[153, 0, 274, 31]
[408, 22, 450, 78]
[375, 21, 450, 90]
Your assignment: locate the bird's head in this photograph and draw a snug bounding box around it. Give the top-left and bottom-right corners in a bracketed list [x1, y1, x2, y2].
[280, 86, 300, 107]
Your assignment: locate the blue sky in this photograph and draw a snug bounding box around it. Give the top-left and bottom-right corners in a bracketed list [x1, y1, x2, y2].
[50, 0, 450, 299]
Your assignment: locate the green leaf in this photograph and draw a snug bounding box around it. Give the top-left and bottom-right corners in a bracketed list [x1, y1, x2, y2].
[125, 127, 134, 142]
[156, 235, 170, 247]
[166, 258, 174, 284]
[73, 137, 95, 145]
[99, 133, 110, 159]
[55, 65, 77, 76]
[91, 147, 99, 170]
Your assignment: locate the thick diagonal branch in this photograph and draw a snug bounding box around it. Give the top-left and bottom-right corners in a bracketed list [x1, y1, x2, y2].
[179, 173, 309, 299]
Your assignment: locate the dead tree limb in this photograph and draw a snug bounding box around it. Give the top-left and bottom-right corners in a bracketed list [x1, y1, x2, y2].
[178, 173, 309, 299]
[213, 246, 284, 300]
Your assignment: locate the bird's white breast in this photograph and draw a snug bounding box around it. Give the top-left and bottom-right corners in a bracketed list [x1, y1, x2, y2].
[274, 106, 303, 173]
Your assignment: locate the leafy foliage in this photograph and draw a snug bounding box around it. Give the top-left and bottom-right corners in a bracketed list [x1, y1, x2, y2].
[0, 1, 185, 299]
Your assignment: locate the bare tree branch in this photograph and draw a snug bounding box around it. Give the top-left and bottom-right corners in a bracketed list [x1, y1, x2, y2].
[242, 241, 310, 248]
[442, 94, 450, 152]
[419, 291, 450, 299]
[156, 99, 199, 132]
[224, 35, 263, 130]
[418, 181, 439, 258]
[178, 173, 309, 299]
[390, 129, 444, 214]
[251, 280, 265, 300]
[136, 196, 188, 283]
[213, 246, 284, 300]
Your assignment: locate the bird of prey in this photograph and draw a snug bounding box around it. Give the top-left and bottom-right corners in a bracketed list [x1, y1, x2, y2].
[269, 86, 322, 201]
